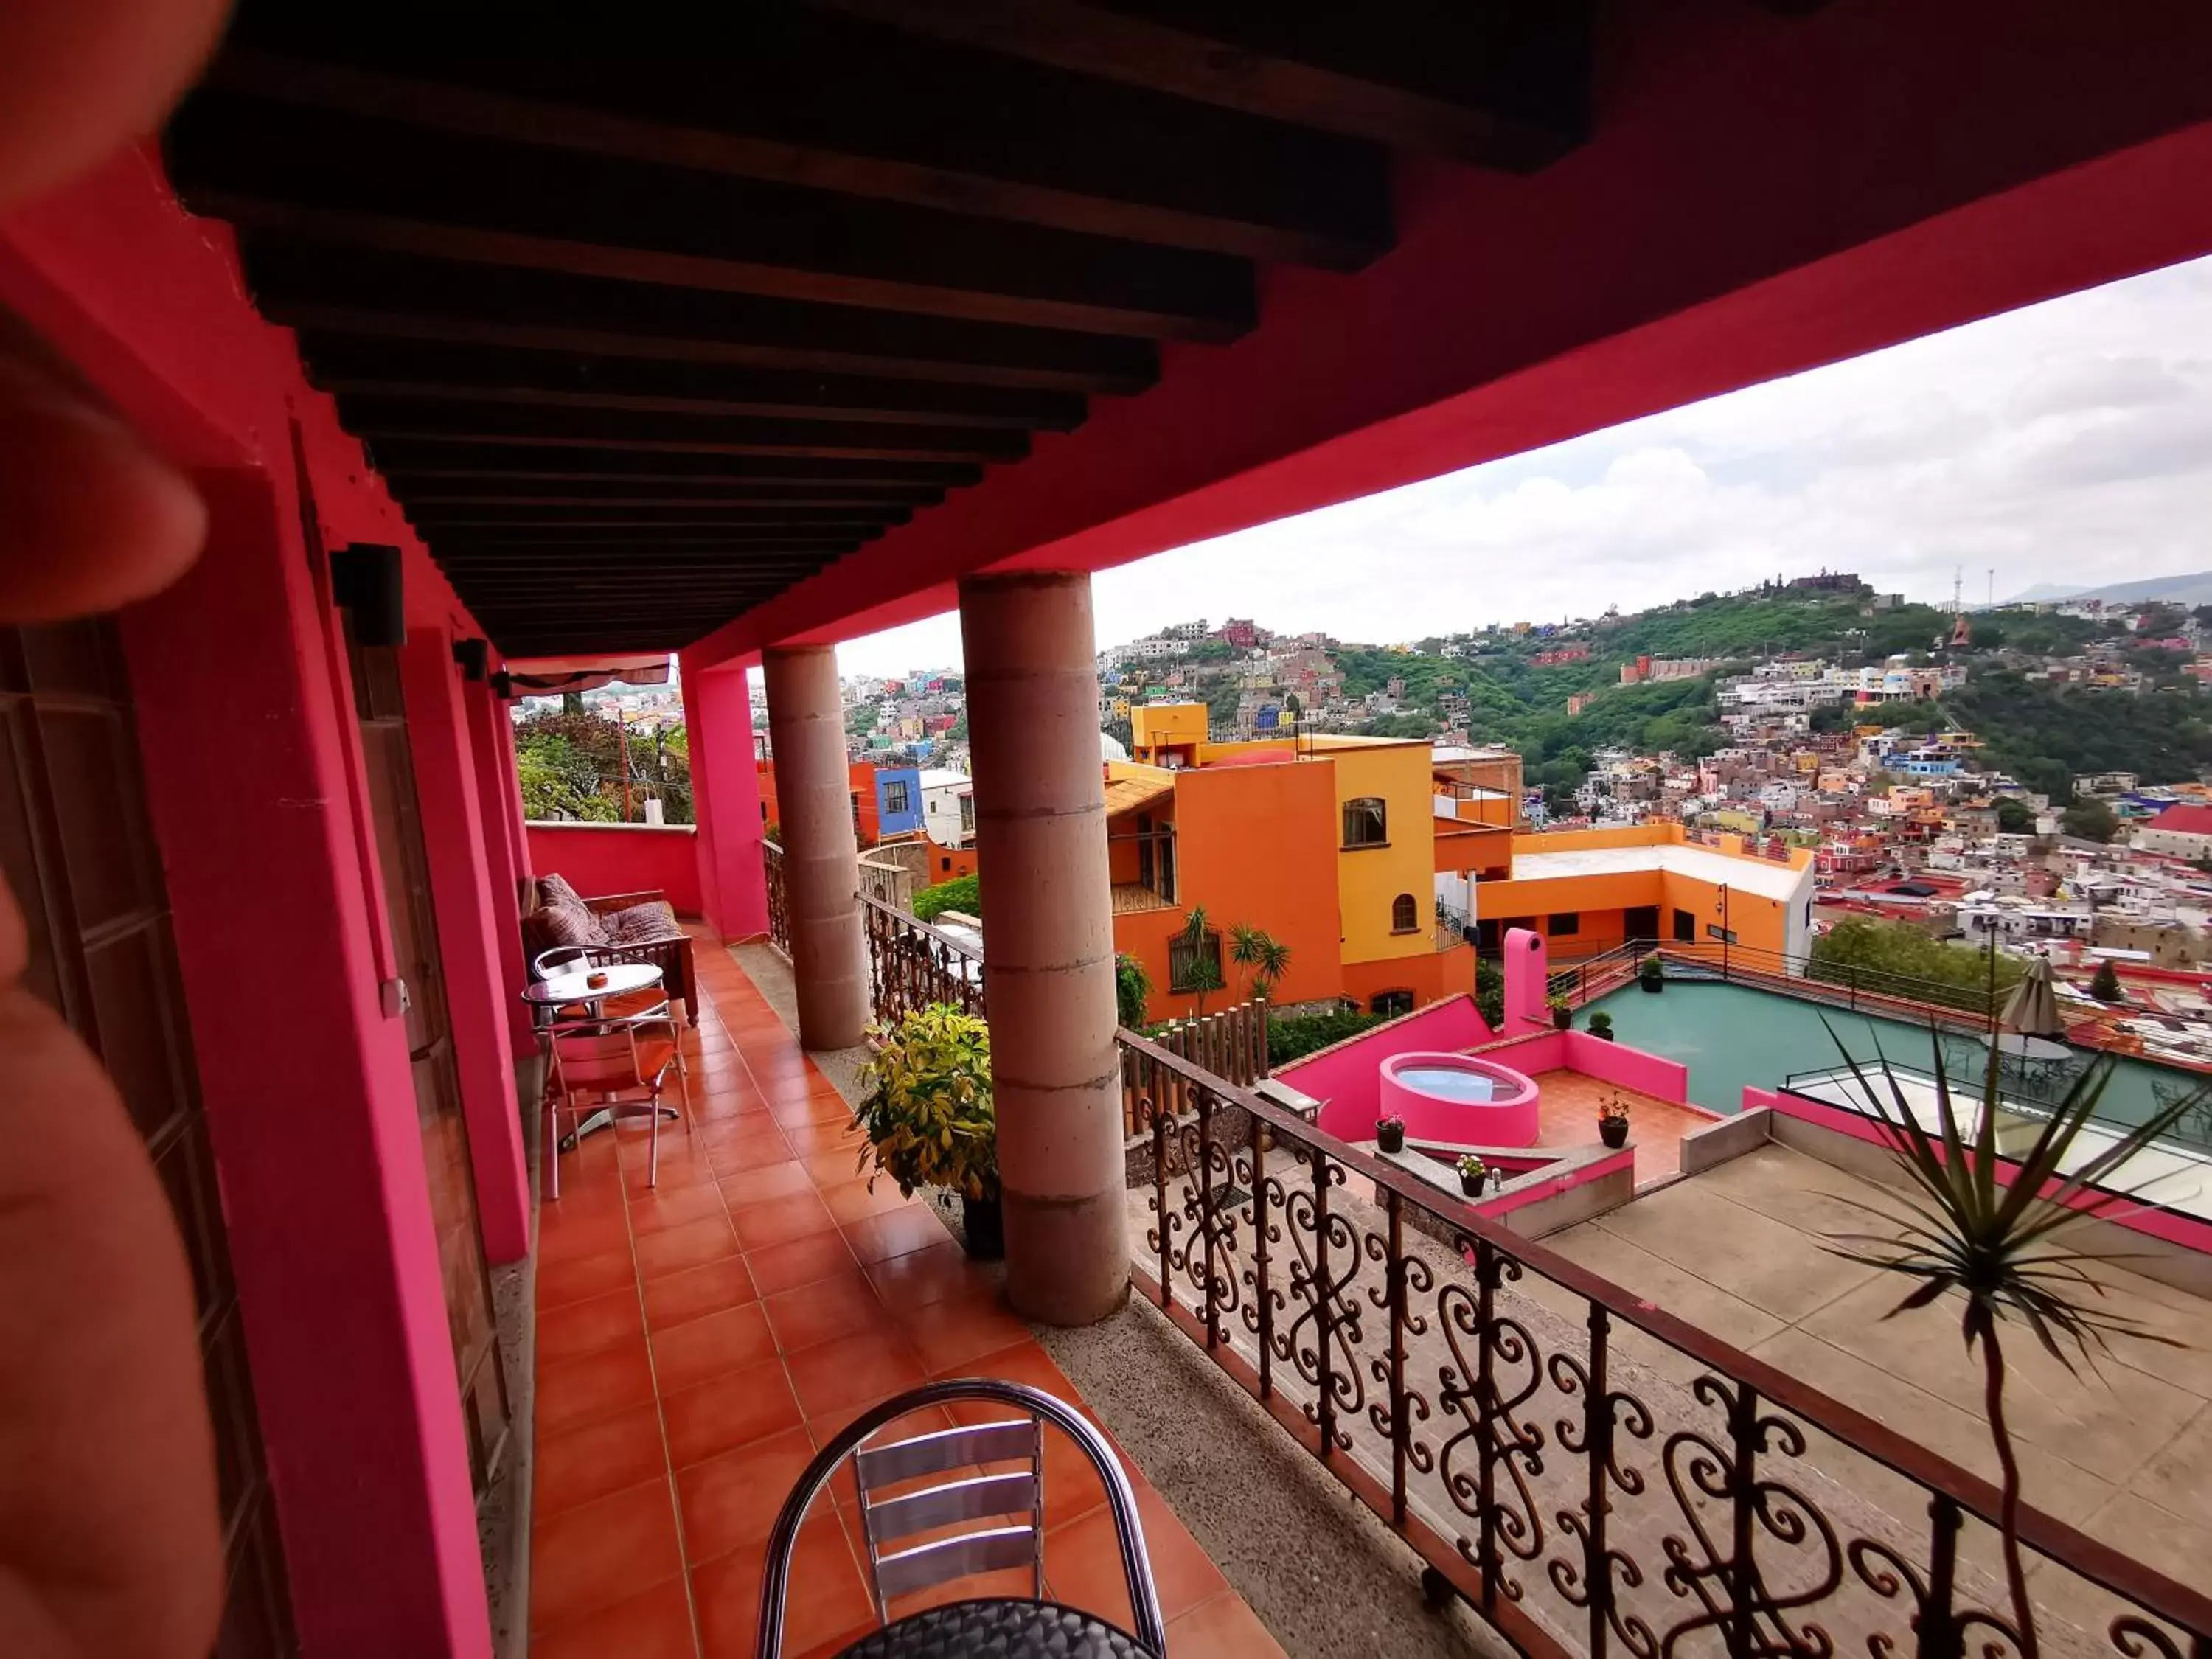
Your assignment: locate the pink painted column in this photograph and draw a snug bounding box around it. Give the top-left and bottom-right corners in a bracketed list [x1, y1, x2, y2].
[1503, 925, 1552, 1034]
[399, 632, 532, 1264]
[682, 652, 768, 942]
[123, 470, 492, 1659]
[959, 571, 1125, 1324]
[762, 645, 869, 1048]
[467, 678, 536, 1058]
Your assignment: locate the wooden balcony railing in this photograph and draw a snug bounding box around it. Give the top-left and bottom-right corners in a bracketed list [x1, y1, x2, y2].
[1113, 1029, 2212, 1659]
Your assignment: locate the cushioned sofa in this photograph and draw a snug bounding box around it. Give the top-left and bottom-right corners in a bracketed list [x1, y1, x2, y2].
[520, 873, 698, 1025]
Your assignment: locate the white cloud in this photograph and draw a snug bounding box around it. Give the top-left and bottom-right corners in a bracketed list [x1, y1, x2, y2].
[837, 253, 2212, 675]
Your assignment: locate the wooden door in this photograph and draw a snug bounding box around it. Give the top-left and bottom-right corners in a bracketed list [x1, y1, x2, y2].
[345, 629, 512, 1496]
[0, 617, 297, 1656]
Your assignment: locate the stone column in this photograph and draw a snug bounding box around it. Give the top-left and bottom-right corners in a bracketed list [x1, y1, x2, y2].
[959, 571, 1126, 1324]
[762, 644, 869, 1050]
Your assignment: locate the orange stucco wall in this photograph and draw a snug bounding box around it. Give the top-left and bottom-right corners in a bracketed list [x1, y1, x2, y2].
[1111, 757, 1343, 1022]
[1340, 940, 1477, 1014]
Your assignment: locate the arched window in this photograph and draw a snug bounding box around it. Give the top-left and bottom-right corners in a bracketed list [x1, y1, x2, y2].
[1391, 892, 1419, 933]
[1342, 796, 1387, 847]
[1371, 990, 1414, 1018]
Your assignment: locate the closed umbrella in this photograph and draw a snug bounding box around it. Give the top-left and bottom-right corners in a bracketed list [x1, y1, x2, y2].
[1993, 955, 2070, 1059]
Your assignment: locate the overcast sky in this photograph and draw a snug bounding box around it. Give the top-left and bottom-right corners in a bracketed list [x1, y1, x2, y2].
[831, 252, 2212, 678]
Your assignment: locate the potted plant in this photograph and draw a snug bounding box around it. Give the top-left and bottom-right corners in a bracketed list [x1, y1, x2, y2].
[1586, 1011, 1615, 1043]
[1455, 1152, 1488, 1197]
[1639, 955, 1666, 993]
[1548, 992, 1573, 1030]
[854, 1004, 1002, 1259]
[1376, 1114, 1406, 1154]
[1597, 1094, 1630, 1148]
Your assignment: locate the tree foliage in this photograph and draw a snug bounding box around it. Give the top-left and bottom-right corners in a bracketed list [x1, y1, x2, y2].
[913, 872, 981, 922]
[1808, 918, 2022, 1012]
[1994, 799, 2037, 835]
[1265, 1006, 1381, 1067]
[2059, 797, 2119, 844]
[512, 709, 692, 824]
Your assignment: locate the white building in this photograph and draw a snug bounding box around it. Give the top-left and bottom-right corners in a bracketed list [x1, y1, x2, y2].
[919, 768, 975, 848]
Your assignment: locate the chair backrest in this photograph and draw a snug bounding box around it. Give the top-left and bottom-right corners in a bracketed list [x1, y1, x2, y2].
[547, 1006, 673, 1093]
[853, 1416, 1042, 1614]
[534, 944, 591, 981]
[756, 1380, 1166, 1658]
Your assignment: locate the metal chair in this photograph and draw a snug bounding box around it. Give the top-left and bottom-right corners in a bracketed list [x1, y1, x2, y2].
[543, 1001, 690, 1195]
[755, 1379, 1167, 1658]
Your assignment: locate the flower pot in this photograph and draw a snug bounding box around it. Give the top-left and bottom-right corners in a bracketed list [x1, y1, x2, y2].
[1639, 974, 1663, 994]
[1551, 1006, 1572, 1030]
[1376, 1122, 1405, 1154]
[1458, 1171, 1485, 1197]
[1589, 1027, 1615, 1042]
[961, 1192, 1004, 1260]
[1599, 1119, 1629, 1150]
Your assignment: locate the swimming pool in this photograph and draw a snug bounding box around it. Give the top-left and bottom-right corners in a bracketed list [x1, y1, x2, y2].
[1585, 978, 2205, 1133]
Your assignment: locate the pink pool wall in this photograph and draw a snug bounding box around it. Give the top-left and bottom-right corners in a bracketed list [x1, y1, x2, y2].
[1748, 1088, 2212, 1254]
[1282, 995, 1496, 1138]
[1474, 1028, 1703, 1112]
[1379, 1054, 1541, 1146]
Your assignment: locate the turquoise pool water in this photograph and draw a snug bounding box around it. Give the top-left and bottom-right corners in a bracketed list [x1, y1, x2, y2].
[1585, 979, 2202, 1131]
[1398, 1065, 1498, 1101]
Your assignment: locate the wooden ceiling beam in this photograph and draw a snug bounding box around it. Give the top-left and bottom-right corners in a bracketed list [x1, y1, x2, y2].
[341, 397, 1029, 463]
[296, 335, 1085, 431]
[167, 95, 1256, 341]
[207, 24, 1390, 269]
[398, 490, 943, 508]
[409, 505, 908, 528]
[811, 0, 1589, 169]
[364, 443, 983, 487]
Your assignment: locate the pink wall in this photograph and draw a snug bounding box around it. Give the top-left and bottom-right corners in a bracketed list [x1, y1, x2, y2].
[467, 682, 536, 1059]
[7, 148, 498, 1656]
[1503, 926, 1552, 1034]
[1561, 1031, 1697, 1108]
[525, 823, 704, 915]
[682, 653, 769, 940]
[401, 633, 531, 1264]
[1284, 995, 1495, 1138]
[1755, 1089, 2212, 1255]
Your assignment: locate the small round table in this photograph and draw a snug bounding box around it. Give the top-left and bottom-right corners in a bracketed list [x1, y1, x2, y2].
[521, 961, 663, 1014]
[834, 1599, 1159, 1658]
[522, 963, 670, 1145]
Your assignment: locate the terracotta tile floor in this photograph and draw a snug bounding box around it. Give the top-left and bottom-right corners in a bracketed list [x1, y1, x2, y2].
[529, 937, 1284, 1659]
[1529, 1068, 1721, 1182]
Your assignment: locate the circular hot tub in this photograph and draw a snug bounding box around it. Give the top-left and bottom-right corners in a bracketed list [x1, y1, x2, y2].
[1379, 1052, 1541, 1147]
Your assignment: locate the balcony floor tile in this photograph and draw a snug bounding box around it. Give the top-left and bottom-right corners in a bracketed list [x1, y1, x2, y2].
[526, 932, 1273, 1658]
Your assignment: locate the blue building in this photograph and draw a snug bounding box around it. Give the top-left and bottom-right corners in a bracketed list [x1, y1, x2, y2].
[874, 763, 925, 838]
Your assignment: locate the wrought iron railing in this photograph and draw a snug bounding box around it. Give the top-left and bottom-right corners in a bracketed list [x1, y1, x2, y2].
[860, 893, 984, 1021]
[1530, 937, 2007, 1029]
[763, 839, 790, 956]
[1114, 1028, 2212, 1659]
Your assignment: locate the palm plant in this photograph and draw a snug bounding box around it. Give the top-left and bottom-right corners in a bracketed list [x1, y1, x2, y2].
[1228, 922, 1293, 1001]
[1179, 906, 1225, 1017]
[1818, 1020, 2204, 1659]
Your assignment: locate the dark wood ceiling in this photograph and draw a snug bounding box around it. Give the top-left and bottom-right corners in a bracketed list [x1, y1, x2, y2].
[167, 2, 1600, 658]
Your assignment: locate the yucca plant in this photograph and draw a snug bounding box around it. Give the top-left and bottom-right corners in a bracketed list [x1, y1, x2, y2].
[1179, 906, 1225, 1016]
[1818, 1020, 2204, 1659]
[1229, 922, 1293, 1001]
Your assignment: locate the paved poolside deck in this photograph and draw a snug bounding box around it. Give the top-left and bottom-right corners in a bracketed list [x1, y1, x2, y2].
[1541, 1140, 2212, 1629]
[526, 933, 1282, 1658]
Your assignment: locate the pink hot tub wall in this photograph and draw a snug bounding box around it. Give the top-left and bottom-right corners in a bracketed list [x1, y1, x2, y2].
[1287, 995, 1496, 1138]
[526, 822, 705, 915]
[1380, 1054, 1540, 1146]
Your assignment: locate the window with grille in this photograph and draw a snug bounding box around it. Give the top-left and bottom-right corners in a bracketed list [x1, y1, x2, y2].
[883, 780, 911, 815]
[1342, 796, 1388, 848]
[1168, 928, 1223, 993]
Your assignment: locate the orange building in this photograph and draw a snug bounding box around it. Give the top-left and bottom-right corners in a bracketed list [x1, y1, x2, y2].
[1105, 708, 1478, 1022]
[1469, 822, 1816, 964]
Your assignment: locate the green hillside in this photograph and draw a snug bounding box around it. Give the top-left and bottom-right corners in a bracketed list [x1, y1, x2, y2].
[1330, 584, 2183, 802]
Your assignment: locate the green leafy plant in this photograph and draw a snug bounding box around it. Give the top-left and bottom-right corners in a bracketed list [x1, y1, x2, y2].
[854, 1005, 998, 1201]
[1266, 1006, 1381, 1066]
[1455, 1152, 1489, 1188]
[1228, 922, 1293, 1001]
[1638, 954, 1665, 988]
[1587, 1011, 1615, 1041]
[1113, 952, 1152, 1029]
[1818, 1023, 2205, 1659]
[913, 871, 981, 922]
[1179, 906, 1225, 1016]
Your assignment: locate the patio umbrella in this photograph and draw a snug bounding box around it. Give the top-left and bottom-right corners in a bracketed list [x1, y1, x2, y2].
[1992, 955, 2071, 1060]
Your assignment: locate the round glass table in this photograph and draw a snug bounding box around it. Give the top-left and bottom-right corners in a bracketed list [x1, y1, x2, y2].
[833, 1599, 1160, 1658]
[522, 962, 671, 1145]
